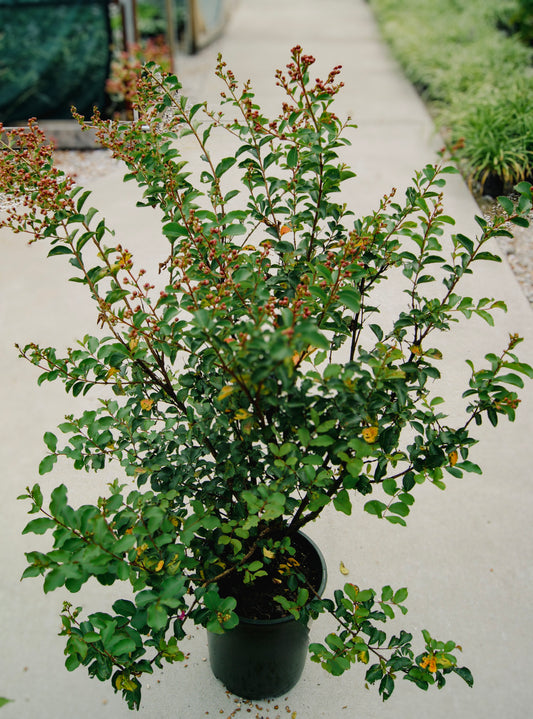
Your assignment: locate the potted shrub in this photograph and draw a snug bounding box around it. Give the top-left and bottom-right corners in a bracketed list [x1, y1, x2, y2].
[1, 46, 532, 710]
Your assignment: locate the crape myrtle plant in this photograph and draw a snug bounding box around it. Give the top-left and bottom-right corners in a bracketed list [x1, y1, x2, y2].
[1, 46, 532, 710]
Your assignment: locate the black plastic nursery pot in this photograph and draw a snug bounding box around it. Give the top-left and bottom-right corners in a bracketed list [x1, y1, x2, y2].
[207, 532, 327, 700]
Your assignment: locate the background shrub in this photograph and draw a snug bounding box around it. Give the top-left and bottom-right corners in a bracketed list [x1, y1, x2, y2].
[369, 0, 533, 194]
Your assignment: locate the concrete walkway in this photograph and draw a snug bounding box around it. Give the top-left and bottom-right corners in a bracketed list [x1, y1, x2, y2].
[1, 1, 532, 717]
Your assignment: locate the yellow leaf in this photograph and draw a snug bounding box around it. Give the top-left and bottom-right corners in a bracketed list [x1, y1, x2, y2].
[357, 649, 369, 664]
[362, 426, 378, 443]
[234, 408, 251, 420]
[420, 654, 437, 673]
[217, 384, 235, 401]
[279, 224, 291, 236]
[436, 654, 454, 669]
[155, 559, 164, 572]
[140, 398, 154, 411]
[449, 450, 458, 466]
[339, 561, 349, 575]
[263, 547, 275, 559]
[116, 673, 137, 692]
[410, 344, 422, 356]
[427, 348, 443, 360]
[106, 367, 118, 379]
[129, 337, 139, 351]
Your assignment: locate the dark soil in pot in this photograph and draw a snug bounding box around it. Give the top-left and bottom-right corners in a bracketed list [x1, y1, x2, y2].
[216, 530, 325, 620]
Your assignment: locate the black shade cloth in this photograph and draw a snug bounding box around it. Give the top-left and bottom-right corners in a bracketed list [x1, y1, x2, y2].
[0, 0, 111, 123]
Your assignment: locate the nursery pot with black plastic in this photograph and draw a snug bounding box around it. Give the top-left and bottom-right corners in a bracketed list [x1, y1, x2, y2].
[207, 531, 327, 699]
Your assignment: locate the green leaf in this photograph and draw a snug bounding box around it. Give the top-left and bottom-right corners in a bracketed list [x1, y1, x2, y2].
[333, 489, 352, 516]
[22, 517, 56, 535]
[381, 585, 393, 602]
[215, 157, 236, 177]
[370, 324, 383, 340]
[44, 568, 67, 593]
[107, 635, 137, 657]
[364, 500, 386, 518]
[474, 251, 501, 263]
[476, 309, 494, 326]
[31, 483, 44, 509]
[39, 454, 57, 475]
[82, 632, 101, 643]
[113, 599, 137, 617]
[504, 361, 533, 379]
[497, 196, 514, 214]
[393, 587, 408, 604]
[454, 666, 474, 687]
[382, 478, 397, 496]
[310, 435, 335, 447]
[21, 566, 42, 579]
[48, 245, 73, 257]
[297, 427, 311, 446]
[338, 287, 361, 313]
[50, 484, 68, 517]
[456, 460, 482, 474]
[455, 234, 474, 254]
[224, 224, 247, 236]
[379, 673, 395, 699]
[495, 372, 524, 388]
[510, 216, 529, 228]
[316, 419, 337, 433]
[65, 654, 81, 671]
[287, 146, 298, 168]
[385, 515, 407, 527]
[389, 502, 410, 518]
[325, 633, 345, 652]
[366, 663, 383, 683]
[346, 458, 363, 479]
[43, 432, 57, 452]
[299, 326, 330, 350]
[147, 603, 168, 632]
[114, 535, 137, 553]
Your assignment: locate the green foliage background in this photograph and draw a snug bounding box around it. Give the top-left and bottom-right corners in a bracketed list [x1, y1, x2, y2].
[369, 0, 533, 192]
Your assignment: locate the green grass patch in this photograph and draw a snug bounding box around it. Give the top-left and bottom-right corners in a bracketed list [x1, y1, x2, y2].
[369, 0, 533, 194]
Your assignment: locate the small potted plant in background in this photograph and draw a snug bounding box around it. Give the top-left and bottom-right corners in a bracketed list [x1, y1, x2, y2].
[1, 46, 532, 710]
[105, 36, 171, 119]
